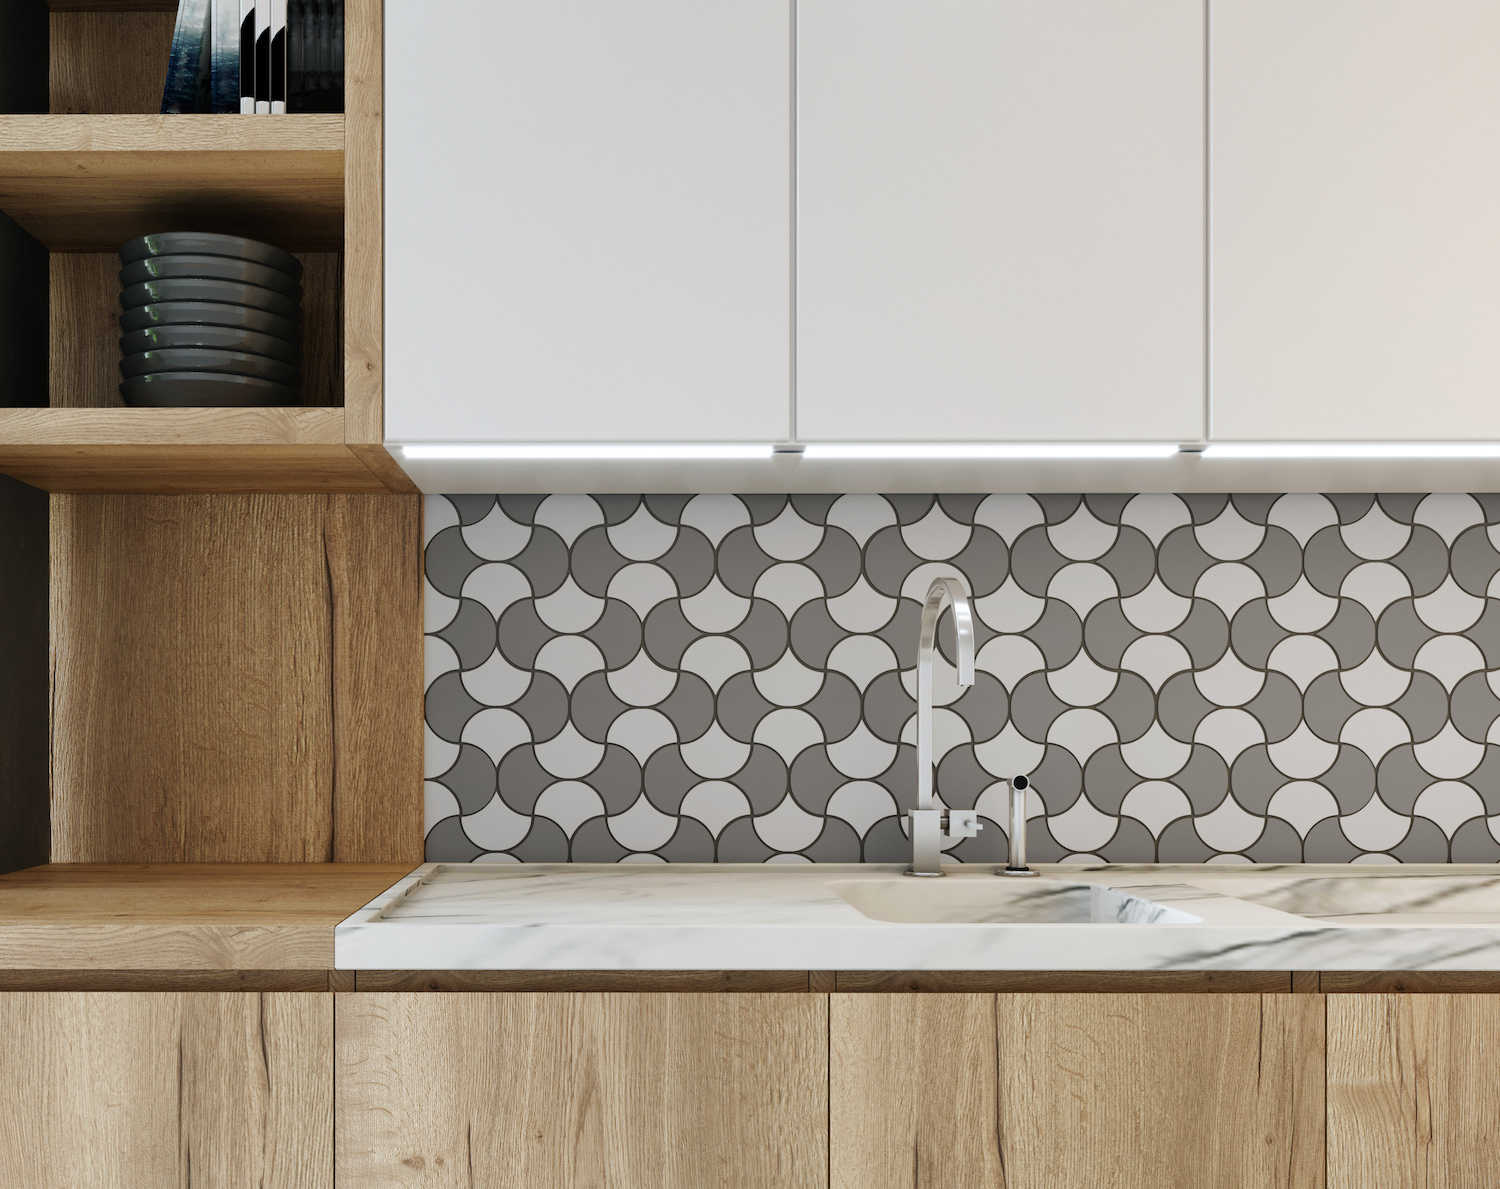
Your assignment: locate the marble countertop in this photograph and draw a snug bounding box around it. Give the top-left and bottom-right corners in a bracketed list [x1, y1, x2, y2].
[334, 863, 1500, 971]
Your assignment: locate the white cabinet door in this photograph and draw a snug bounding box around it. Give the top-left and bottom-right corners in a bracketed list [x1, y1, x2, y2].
[385, 0, 791, 443]
[796, 1, 1204, 443]
[1212, 1, 1500, 441]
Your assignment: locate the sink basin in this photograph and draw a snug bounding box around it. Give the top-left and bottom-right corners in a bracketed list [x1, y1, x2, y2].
[827, 877, 1200, 925]
[1188, 874, 1500, 924]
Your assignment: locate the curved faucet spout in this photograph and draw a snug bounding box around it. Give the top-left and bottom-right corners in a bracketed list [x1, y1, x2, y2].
[917, 577, 976, 813]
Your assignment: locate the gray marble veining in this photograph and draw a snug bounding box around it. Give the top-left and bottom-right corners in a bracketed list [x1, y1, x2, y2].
[336, 863, 1500, 971]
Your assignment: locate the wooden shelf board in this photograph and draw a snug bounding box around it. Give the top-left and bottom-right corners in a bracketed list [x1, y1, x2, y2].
[49, 0, 176, 10]
[0, 115, 344, 250]
[0, 863, 416, 969]
[0, 407, 403, 492]
[0, 405, 347, 446]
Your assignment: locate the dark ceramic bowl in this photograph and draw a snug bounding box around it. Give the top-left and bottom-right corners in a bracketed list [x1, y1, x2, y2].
[119, 254, 303, 299]
[118, 232, 303, 280]
[119, 279, 302, 322]
[120, 347, 300, 388]
[120, 371, 300, 407]
[118, 300, 302, 341]
[119, 323, 301, 365]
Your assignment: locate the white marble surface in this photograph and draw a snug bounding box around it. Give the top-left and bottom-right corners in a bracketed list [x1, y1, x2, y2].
[334, 863, 1500, 971]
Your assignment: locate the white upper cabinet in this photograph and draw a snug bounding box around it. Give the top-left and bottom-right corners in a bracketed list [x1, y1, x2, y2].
[795, 1, 1205, 443]
[384, 0, 792, 443]
[1212, 1, 1500, 441]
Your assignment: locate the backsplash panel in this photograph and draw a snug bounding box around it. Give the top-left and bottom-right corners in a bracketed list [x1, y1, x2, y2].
[424, 493, 1500, 865]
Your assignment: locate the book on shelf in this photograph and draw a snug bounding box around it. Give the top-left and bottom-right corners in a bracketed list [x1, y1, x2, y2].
[238, 0, 256, 113]
[160, 0, 212, 114]
[209, 0, 240, 113]
[161, 0, 342, 115]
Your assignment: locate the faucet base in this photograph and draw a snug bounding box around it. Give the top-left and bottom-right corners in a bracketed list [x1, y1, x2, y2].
[903, 869, 944, 878]
[999, 866, 1040, 877]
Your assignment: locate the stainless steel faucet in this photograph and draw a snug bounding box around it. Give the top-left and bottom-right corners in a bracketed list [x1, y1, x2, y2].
[907, 577, 982, 876]
[1000, 774, 1038, 877]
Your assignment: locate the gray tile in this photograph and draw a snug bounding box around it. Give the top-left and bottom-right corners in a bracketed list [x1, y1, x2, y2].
[420, 490, 1500, 867]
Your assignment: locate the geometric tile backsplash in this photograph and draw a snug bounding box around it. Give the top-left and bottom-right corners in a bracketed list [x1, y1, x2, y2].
[425, 492, 1500, 866]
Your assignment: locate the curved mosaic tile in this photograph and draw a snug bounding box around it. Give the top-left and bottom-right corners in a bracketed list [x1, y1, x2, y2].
[424, 493, 1500, 865]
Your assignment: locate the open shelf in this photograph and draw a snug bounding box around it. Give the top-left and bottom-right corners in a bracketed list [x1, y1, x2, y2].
[0, 0, 404, 494]
[0, 407, 395, 492]
[0, 114, 344, 250]
[0, 864, 416, 970]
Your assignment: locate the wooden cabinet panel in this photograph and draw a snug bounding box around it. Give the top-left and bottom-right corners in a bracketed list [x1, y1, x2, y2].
[832, 993, 1324, 1189]
[997, 994, 1324, 1189]
[831, 993, 1003, 1189]
[49, 493, 422, 864]
[336, 992, 828, 1188]
[1328, 994, 1500, 1188]
[1211, 0, 1500, 441]
[796, 0, 1204, 443]
[0, 991, 331, 1188]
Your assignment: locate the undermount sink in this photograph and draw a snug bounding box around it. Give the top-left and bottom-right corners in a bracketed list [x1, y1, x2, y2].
[1188, 874, 1500, 924]
[827, 877, 1201, 925]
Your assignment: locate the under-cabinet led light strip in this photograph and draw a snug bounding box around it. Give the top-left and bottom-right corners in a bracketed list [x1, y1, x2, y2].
[1201, 443, 1500, 459]
[398, 442, 1500, 462]
[399, 442, 1181, 461]
[800, 443, 1179, 459]
[398, 444, 776, 461]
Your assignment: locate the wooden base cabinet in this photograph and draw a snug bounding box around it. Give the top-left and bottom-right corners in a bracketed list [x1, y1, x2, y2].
[334, 992, 829, 1188]
[1328, 994, 1500, 1188]
[0, 992, 332, 1189]
[832, 993, 1326, 1189]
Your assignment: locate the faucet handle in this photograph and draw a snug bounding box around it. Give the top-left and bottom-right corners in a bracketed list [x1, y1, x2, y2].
[944, 809, 982, 840]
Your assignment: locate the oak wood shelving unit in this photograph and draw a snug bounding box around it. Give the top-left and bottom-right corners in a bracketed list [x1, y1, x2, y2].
[0, 0, 425, 984]
[0, 0, 411, 494]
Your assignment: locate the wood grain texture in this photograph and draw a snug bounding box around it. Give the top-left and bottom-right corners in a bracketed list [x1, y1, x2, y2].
[353, 969, 817, 993]
[0, 405, 348, 444]
[836, 970, 1293, 993]
[0, 992, 332, 1188]
[49, 0, 176, 10]
[324, 494, 425, 861]
[831, 993, 1004, 1189]
[336, 992, 829, 1188]
[0, 406, 390, 493]
[0, 115, 344, 250]
[1328, 994, 1500, 1188]
[342, 0, 382, 443]
[0, 968, 337, 991]
[0, 444, 394, 491]
[348, 443, 420, 493]
[0, 863, 413, 969]
[996, 994, 1325, 1189]
[49, 11, 174, 114]
[1, 113, 345, 153]
[0, 474, 48, 877]
[1321, 972, 1500, 994]
[298, 250, 344, 406]
[50, 495, 422, 862]
[49, 251, 121, 407]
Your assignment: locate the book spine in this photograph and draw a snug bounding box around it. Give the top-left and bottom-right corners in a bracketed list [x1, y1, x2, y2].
[160, 0, 212, 114]
[239, 0, 256, 113]
[269, 0, 287, 114]
[209, 0, 239, 113]
[254, 0, 270, 113]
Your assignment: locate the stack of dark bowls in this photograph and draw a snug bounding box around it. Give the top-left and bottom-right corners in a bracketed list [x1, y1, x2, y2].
[117, 232, 304, 407]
